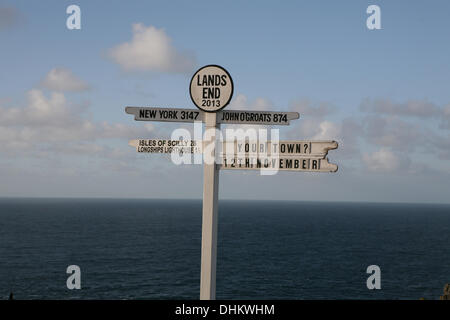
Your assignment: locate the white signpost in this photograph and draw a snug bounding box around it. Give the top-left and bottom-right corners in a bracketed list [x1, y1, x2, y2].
[126, 65, 338, 300]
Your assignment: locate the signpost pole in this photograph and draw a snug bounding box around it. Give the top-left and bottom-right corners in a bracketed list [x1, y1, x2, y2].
[126, 64, 338, 300]
[200, 112, 220, 300]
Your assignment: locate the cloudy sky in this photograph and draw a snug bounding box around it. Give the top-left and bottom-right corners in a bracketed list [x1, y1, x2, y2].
[1, 0, 450, 203]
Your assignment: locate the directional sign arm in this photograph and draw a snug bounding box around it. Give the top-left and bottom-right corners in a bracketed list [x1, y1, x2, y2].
[216, 110, 300, 125]
[129, 140, 339, 161]
[129, 139, 203, 154]
[220, 156, 338, 172]
[221, 140, 338, 158]
[125, 106, 204, 123]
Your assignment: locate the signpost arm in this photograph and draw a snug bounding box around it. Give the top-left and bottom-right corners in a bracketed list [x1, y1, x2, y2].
[200, 112, 220, 300]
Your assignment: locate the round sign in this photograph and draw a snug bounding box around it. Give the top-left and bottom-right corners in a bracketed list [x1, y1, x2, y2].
[189, 65, 234, 112]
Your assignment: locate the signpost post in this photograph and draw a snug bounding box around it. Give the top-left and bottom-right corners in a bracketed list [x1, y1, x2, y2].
[189, 65, 234, 300]
[199, 112, 220, 300]
[125, 64, 338, 300]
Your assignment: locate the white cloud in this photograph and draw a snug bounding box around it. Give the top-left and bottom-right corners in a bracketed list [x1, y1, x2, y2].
[360, 98, 441, 118]
[362, 148, 401, 172]
[228, 93, 272, 111]
[0, 89, 73, 126]
[334, 118, 364, 158]
[358, 99, 450, 131]
[358, 100, 450, 171]
[0, 6, 20, 30]
[289, 99, 336, 118]
[444, 104, 450, 117]
[285, 99, 338, 140]
[363, 115, 424, 152]
[108, 23, 196, 73]
[311, 121, 341, 140]
[0, 89, 155, 156]
[40, 68, 90, 92]
[440, 104, 450, 130]
[427, 132, 450, 160]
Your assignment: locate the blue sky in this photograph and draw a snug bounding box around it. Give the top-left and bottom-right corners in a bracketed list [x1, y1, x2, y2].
[1, 0, 450, 203]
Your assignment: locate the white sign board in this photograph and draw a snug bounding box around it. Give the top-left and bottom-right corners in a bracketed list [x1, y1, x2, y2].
[125, 107, 203, 122]
[129, 139, 203, 154]
[126, 106, 301, 126]
[129, 140, 338, 158]
[190, 65, 234, 112]
[222, 140, 338, 157]
[217, 110, 299, 125]
[220, 156, 338, 172]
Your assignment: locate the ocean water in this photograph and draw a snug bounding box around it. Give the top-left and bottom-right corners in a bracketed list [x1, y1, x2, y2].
[0, 198, 449, 300]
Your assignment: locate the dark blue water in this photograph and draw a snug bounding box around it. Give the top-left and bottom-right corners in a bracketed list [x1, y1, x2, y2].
[0, 198, 449, 300]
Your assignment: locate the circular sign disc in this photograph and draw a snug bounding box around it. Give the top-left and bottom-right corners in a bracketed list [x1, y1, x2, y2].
[189, 65, 234, 112]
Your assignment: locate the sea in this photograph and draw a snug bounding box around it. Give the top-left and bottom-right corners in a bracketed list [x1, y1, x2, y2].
[0, 198, 449, 300]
